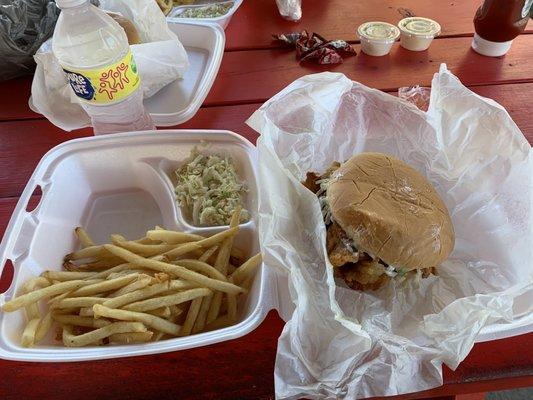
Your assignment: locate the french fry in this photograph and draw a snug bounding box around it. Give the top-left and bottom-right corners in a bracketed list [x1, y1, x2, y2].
[152, 331, 165, 341]
[93, 304, 181, 336]
[69, 274, 139, 297]
[52, 297, 106, 309]
[35, 311, 53, 343]
[207, 208, 240, 324]
[169, 280, 198, 291]
[111, 234, 177, 257]
[78, 307, 94, 317]
[21, 318, 41, 347]
[230, 253, 262, 285]
[124, 288, 211, 312]
[180, 297, 202, 336]
[148, 307, 171, 318]
[198, 245, 218, 262]
[63, 321, 147, 347]
[75, 227, 95, 248]
[90, 263, 136, 279]
[109, 331, 153, 344]
[53, 314, 112, 328]
[108, 274, 152, 298]
[64, 245, 107, 261]
[227, 279, 238, 323]
[172, 259, 227, 281]
[2, 280, 87, 312]
[192, 295, 212, 334]
[23, 277, 50, 320]
[160, 242, 202, 260]
[196, 227, 239, 250]
[104, 245, 244, 295]
[102, 282, 169, 309]
[42, 271, 96, 281]
[169, 305, 183, 316]
[146, 230, 204, 244]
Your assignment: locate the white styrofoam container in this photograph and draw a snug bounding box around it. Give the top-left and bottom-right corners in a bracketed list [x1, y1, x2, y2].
[0, 130, 283, 362]
[147, 21, 225, 126]
[166, 0, 243, 30]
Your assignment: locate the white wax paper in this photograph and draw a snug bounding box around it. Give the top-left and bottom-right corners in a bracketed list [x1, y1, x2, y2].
[247, 65, 532, 400]
[29, 0, 189, 131]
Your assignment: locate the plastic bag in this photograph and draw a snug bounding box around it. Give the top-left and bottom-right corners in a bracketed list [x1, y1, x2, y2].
[29, 0, 189, 131]
[0, 0, 59, 82]
[398, 85, 431, 111]
[247, 65, 532, 399]
[275, 0, 302, 21]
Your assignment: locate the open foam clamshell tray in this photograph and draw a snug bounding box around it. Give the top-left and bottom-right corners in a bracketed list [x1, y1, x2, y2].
[146, 21, 225, 126]
[0, 130, 289, 362]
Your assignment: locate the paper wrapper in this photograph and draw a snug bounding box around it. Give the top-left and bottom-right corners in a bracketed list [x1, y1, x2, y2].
[247, 65, 532, 399]
[29, 0, 189, 131]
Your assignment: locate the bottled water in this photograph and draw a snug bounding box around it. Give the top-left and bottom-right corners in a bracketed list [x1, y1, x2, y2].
[52, 0, 155, 135]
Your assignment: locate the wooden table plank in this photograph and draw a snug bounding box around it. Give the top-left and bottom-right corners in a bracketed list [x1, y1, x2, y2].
[226, 0, 533, 51]
[1, 81, 532, 199]
[2, 35, 533, 121]
[207, 34, 533, 106]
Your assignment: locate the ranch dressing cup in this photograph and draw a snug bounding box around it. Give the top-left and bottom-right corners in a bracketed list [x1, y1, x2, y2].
[398, 17, 441, 51]
[357, 22, 400, 56]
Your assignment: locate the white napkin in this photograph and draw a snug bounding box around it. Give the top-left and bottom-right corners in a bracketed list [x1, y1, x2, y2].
[247, 65, 533, 399]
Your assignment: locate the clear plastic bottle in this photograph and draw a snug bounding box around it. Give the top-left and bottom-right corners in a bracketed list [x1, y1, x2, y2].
[52, 0, 155, 135]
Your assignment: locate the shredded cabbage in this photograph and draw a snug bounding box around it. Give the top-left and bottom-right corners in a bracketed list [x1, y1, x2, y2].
[174, 148, 250, 226]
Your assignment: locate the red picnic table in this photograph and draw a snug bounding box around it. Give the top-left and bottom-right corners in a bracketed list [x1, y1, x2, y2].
[0, 1, 532, 399]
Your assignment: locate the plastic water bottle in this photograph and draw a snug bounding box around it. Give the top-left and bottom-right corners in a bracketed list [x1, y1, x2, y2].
[52, 0, 155, 135]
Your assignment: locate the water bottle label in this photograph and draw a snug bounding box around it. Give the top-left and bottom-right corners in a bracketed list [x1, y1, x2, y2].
[62, 50, 140, 104]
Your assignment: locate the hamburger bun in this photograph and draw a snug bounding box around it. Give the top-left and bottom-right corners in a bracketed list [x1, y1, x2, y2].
[326, 152, 454, 271]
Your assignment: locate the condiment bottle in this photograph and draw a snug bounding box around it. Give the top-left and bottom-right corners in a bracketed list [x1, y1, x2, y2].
[472, 0, 532, 57]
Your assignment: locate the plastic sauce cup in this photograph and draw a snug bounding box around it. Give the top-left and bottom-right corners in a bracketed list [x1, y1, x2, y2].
[357, 22, 400, 56]
[398, 17, 441, 51]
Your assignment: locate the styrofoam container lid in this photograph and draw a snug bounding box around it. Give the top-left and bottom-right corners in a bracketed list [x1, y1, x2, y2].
[145, 21, 225, 127]
[357, 22, 400, 43]
[398, 17, 441, 39]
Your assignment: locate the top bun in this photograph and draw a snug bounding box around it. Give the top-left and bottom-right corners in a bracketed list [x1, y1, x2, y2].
[326, 152, 454, 271]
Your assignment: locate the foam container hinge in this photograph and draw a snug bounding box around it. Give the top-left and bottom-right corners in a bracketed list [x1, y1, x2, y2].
[0, 130, 287, 362]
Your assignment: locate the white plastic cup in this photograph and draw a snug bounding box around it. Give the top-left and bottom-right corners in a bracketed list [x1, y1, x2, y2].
[357, 22, 400, 57]
[471, 33, 513, 57]
[398, 17, 441, 51]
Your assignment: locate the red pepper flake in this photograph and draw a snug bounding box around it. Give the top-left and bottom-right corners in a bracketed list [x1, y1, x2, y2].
[272, 30, 356, 64]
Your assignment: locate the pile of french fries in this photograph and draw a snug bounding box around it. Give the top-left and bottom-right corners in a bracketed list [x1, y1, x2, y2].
[1, 208, 261, 347]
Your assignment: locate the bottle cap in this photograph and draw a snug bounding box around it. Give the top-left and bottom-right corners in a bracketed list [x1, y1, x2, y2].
[471, 33, 513, 57]
[357, 22, 400, 43]
[55, 0, 87, 9]
[398, 17, 441, 39]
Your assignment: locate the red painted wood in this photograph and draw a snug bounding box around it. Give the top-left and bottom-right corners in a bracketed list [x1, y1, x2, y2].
[226, 0, 533, 51]
[3, 35, 533, 121]
[0, 77, 38, 121]
[1, 81, 532, 199]
[0, 104, 260, 198]
[207, 34, 533, 106]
